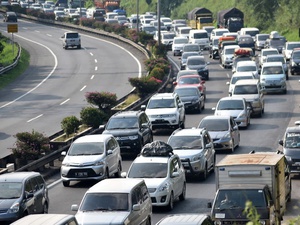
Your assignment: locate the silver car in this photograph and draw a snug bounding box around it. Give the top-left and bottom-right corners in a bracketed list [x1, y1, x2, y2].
[60, 134, 122, 187]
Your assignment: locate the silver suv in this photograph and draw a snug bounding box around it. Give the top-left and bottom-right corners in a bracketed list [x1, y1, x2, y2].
[60, 134, 122, 187]
[61, 32, 81, 49]
[141, 93, 185, 130]
[167, 128, 215, 180]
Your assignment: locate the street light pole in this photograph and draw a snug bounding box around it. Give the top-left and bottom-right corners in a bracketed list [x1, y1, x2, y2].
[157, 0, 161, 46]
[136, 0, 139, 33]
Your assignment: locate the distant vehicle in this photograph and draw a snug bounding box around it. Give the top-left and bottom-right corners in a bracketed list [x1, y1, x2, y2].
[3, 11, 17, 22]
[255, 34, 269, 50]
[265, 54, 288, 80]
[188, 29, 209, 50]
[203, 25, 215, 39]
[172, 37, 188, 56]
[239, 27, 259, 41]
[264, 37, 285, 53]
[180, 51, 200, 70]
[282, 41, 300, 61]
[258, 48, 279, 67]
[210, 28, 229, 40]
[161, 32, 176, 49]
[61, 31, 81, 49]
[209, 37, 220, 59]
[226, 72, 256, 96]
[187, 7, 213, 29]
[217, 7, 244, 32]
[289, 48, 300, 75]
[185, 55, 210, 80]
[140, 24, 156, 35]
[235, 60, 259, 78]
[220, 45, 240, 68]
[177, 26, 192, 39]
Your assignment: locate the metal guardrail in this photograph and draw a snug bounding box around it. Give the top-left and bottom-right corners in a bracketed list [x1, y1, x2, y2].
[0, 42, 21, 75]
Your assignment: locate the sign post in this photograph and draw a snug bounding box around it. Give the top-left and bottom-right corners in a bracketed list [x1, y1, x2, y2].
[7, 24, 18, 57]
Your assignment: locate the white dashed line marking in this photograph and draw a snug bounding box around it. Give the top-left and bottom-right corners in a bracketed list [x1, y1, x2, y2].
[90, 52, 93, 56]
[80, 86, 86, 91]
[91, 75, 95, 79]
[95, 66, 98, 71]
[27, 114, 43, 122]
[95, 59, 97, 63]
[60, 98, 70, 105]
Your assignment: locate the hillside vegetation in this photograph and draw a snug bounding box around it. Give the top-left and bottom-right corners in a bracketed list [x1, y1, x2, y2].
[120, 0, 300, 41]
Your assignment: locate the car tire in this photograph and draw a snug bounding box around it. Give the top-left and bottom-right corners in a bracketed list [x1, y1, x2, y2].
[114, 162, 122, 178]
[166, 192, 174, 211]
[179, 182, 186, 201]
[231, 141, 235, 153]
[201, 163, 208, 180]
[291, 70, 294, 75]
[78, 45, 81, 49]
[43, 203, 48, 214]
[62, 180, 70, 187]
[105, 168, 109, 179]
[145, 217, 151, 225]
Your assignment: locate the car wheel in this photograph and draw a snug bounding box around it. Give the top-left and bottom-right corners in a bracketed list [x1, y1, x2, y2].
[43, 203, 48, 214]
[283, 89, 287, 94]
[197, 104, 202, 114]
[166, 192, 174, 211]
[145, 217, 151, 225]
[202, 101, 205, 110]
[62, 180, 70, 187]
[231, 141, 235, 153]
[179, 182, 186, 201]
[78, 45, 81, 49]
[105, 168, 109, 179]
[291, 70, 294, 75]
[114, 162, 122, 178]
[201, 163, 208, 180]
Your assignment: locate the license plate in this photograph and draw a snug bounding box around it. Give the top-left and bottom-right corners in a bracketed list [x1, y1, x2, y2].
[75, 172, 88, 177]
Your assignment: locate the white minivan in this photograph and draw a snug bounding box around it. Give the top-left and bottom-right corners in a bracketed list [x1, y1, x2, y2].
[189, 29, 209, 50]
[239, 27, 260, 41]
[177, 26, 192, 39]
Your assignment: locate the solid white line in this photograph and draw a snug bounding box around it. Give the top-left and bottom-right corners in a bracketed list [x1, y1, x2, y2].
[91, 75, 94, 79]
[47, 34, 52, 37]
[95, 66, 98, 71]
[0, 35, 58, 109]
[95, 59, 97, 63]
[47, 179, 62, 189]
[27, 114, 43, 122]
[60, 98, 70, 105]
[80, 85, 86, 91]
[90, 52, 93, 56]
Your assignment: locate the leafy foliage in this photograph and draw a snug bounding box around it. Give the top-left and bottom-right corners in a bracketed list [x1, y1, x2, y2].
[243, 201, 261, 225]
[85, 91, 117, 111]
[80, 107, 108, 128]
[61, 116, 81, 136]
[11, 130, 50, 160]
[128, 77, 161, 97]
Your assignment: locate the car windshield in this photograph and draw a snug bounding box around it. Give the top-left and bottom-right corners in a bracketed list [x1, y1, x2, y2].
[269, 39, 285, 47]
[285, 132, 300, 148]
[287, 43, 300, 50]
[188, 58, 205, 66]
[144, 26, 156, 32]
[182, 52, 199, 59]
[80, 193, 129, 211]
[163, 34, 175, 39]
[194, 33, 208, 38]
[266, 57, 285, 64]
[231, 76, 254, 84]
[147, 99, 175, 109]
[237, 66, 256, 72]
[68, 142, 104, 156]
[233, 85, 258, 95]
[239, 37, 253, 43]
[217, 100, 244, 110]
[168, 136, 203, 149]
[106, 117, 138, 129]
[257, 35, 269, 41]
[66, 33, 79, 38]
[180, 29, 191, 34]
[178, 77, 200, 84]
[0, 182, 22, 199]
[174, 88, 199, 97]
[199, 119, 229, 131]
[262, 50, 278, 56]
[184, 45, 200, 52]
[128, 162, 168, 178]
[174, 39, 188, 44]
[292, 51, 300, 59]
[216, 31, 228, 36]
[262, 66, 283, 75]
[245, 31, 259, 37]
[225, 48, 235, 54]
[213, 39, 219, 46]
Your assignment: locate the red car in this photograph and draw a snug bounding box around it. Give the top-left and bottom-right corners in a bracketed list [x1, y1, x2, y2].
[173, 75, 206, 99]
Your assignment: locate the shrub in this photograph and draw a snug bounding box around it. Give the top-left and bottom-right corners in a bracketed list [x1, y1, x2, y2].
[85, 91, 117, 111]
[128, 77, 161, 97]
[11, 130, 50, 161]
[149, 67, 165, 80]
[61, 116, 81, 136]
[80, 107, 108, 128]
[144, 57, 170, 73]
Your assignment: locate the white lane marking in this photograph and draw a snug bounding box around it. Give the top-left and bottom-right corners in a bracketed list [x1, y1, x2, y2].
[90, 52, 93, 56]
[60, 99, 70, 105]
[81, 33, 143, 78]
[80, 85, 86, 91]
[0, 36, 58, 109]
[35, 30, 40, 33]
[91, 75, 94, 79]
[95, 66, 98, 71]
[95, 59, 97, 63]
[47, 34, 52, 37]
[27, 114, 43, 122]
[23, 27, 28, 30]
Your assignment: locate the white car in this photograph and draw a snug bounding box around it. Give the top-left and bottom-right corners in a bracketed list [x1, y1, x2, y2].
[213, 96, 251, 128]
[235, 60, 259, 78]
[282, 41, 300, 61]
[226, 72, 256, 96]
[172, 37, 189, 56]
[220, 45, 240, 68]
[167, 127, 215, 180]
[123, 141, 186, 210]
[259, 48, 279, 67]
[141, 93, 185, 130]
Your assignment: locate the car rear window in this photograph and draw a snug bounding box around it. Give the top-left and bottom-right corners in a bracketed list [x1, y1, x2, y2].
[66, 33, 79, 38]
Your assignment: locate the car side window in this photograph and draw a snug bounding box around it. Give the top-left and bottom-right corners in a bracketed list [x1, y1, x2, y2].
[141, 184, 149, 201]
[203, 133, 210, 146]
[30, 177, 40, 192]
[35, 175, 45, 190]
[132, 186, 142, 205]
[25, 179, 34, 194]
[107, 138, 117, 151]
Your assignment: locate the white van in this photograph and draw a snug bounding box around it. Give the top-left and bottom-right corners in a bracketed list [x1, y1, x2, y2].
[106, 12, 118, 19]
[189, 29, 209, 50]
[177, 26, 192, 39]
[72, 178, 152, 225]
[260, 61, 287, 94]
[239, 27, 260, 41]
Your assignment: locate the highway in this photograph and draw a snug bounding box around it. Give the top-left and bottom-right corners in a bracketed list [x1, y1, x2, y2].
[1, 19, 300, 224]
[0, 18, 147, 158]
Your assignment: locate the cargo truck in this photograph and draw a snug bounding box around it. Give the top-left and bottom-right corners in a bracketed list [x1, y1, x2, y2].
[209, 152, 291, 225]
[217, 7, 244, 32]
[187, 7, 213, 30]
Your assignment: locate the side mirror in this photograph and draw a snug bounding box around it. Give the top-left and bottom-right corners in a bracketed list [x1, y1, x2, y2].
[141, 105, 146, 111]
[207, 202, 212, 208]
[207, 62, 210, 65]
[226, 81, 230, 85]
[171, 171, 180, 178]
[212, 107, 216, 111]
[121, 171, 127, 178]
[178, 103, 183, 108]
[61, 151, 66, 156]
[133, 204, 141, 211]
[71, 204, 79, 211]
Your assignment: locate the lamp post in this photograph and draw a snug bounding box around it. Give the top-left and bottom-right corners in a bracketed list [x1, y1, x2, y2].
[157, 0, 161, 46]
[136, 0, 139, 33]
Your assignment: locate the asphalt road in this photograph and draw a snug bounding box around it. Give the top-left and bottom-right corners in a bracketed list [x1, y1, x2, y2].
[0, 18, 147, 158]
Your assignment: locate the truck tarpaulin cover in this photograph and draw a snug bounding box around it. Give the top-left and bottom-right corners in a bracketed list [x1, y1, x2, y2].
[141, 141, 173, 157]
[187, 7, 212, 20]
[217, 7, 244, 24]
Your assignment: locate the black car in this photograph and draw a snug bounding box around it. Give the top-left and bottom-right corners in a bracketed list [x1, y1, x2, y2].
[289, 49, 300, 75]
[0, 172, 49, 223]
[3, 11, 17, 22]
[237, 35, 255, 54]
[101, 111, 153, 155]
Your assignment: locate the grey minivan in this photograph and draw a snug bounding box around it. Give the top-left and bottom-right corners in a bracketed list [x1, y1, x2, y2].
[0, 172, 49, 223]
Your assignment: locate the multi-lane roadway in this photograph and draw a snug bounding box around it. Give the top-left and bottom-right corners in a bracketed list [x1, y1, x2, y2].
[1, 19, 300, 224]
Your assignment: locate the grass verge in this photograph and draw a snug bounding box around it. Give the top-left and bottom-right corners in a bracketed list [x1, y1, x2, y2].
[0, 47, 30, 90]
[114, 94, 140, 110]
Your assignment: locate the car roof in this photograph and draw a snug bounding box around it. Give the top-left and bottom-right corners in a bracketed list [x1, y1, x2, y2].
[266, 54, 284, 59]
[262, 61, 283, 67]
[219, 96, 245, 101]
[186, 55, 205, 60]
[0, 171, 41, 182]
[156, 214, 209, 225]
[224, 45, 240, 50]
[286, 126, 300, 133]
[178, 74, 202, 79]
[151, 93, 176, 99]
[262, 48, 278, 52]
[73, 134, 113, 143]
[202, 115, 231, 120]
[133, 155, 171, 164]
[87, 178, 145, 193]
[175, 86, 200, 91]
[171, 127, 206, 137]
[231, 72, 256, 77]
[10, 214, 76, 225]
[236, 61, 256, 66]
[111, 110, 142, 118]
[235, 79, 259, 85]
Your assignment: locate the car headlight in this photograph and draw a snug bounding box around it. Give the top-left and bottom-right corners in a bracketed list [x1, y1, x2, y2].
[291, 61, 296, 66]
[94, 160, 104, 166]
[259, 220, 266, 225]
[62, 162, 70, 167]
[237, 111, 246, 118]
[128, 135, 139, 140]
[192, 152, 204, 161]
[8, 202, 20, 213]
[158, 182, 170, 192]
[222, 131, 231, 139]
[285, 155, 292, 162]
